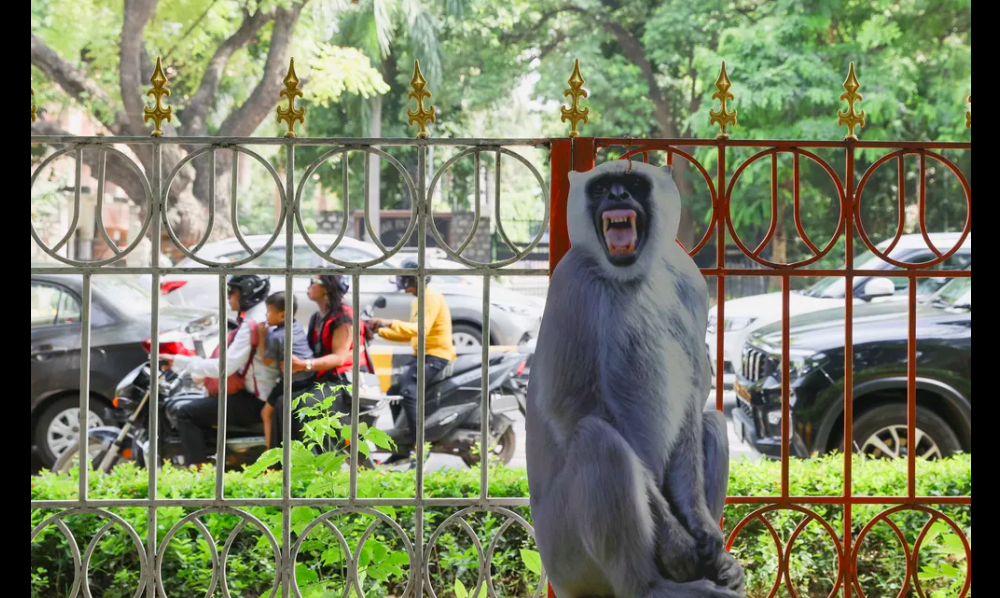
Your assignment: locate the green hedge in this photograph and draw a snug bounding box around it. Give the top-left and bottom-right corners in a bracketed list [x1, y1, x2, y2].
[31, 455, 970, 598]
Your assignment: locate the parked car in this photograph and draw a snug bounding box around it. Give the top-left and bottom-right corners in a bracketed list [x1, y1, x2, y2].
[31, 274, 218, 467]
[156, 235, 544, 349]
[732, 276, 971, 460]
[708, 233, 971, 389]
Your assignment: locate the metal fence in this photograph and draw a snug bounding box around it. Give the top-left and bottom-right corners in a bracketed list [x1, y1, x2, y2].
[31, 57, 971, 597]
[30, 134, 552, 598]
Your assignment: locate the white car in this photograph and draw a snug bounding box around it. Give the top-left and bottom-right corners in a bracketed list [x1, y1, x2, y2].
[154, 235, 543, 349]
[708, 233, 971, 389]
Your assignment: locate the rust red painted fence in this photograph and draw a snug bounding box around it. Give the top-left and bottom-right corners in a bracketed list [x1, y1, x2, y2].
[546, 137, 971, 598]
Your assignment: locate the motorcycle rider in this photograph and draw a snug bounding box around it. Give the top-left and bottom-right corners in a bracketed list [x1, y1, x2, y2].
[162, 275, 274, 467]
[369, 259, 457, 466]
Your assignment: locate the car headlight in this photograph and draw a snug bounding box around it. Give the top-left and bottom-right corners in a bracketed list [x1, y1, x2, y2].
[725, 317, 757, 332]
[493, 303, 540, 317]
[779, 350, 825, 382]
[708, 315, 757, 335]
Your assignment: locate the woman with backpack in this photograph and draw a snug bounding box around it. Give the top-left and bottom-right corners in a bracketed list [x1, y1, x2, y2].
[268, 273, 374, 449]
[164, 275, 273, 467]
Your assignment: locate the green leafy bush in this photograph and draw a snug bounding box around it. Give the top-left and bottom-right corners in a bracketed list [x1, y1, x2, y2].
[31, 454, 969, 598]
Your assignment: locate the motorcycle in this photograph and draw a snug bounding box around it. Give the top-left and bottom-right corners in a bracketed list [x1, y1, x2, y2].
[53, 299, 393, 474]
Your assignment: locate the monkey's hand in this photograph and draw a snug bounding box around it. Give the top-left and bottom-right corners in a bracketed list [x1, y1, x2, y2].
[707, 550, 745, 592]
[655, 518, 700, 583]
[692, 523, 744, 591]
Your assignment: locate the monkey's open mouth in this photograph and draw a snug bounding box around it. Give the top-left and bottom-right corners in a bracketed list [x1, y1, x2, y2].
[602, 209, 640, 256]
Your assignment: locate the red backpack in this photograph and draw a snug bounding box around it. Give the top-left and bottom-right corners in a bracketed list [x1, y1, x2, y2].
[204, 320, 259, 397]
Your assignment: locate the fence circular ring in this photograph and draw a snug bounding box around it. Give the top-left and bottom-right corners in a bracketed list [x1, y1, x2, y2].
[31, 146, 155, 268]
[851, 505, 971, 598]
[294, 146, 418, 268]
[156, 507, 281, 598]
[725, 148, 847, 269]
[782, 507, 846, 598]
[424, 507, 489, 598]
[30, 508, 149, 598]
[426, 147, 550, 269]
[481, 507, 545, 598]
[161, 145, 288, 267]
[854, 150, 971, 270]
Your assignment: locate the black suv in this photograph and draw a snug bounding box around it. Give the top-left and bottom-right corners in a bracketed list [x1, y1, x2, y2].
[732, 277, 971, 460]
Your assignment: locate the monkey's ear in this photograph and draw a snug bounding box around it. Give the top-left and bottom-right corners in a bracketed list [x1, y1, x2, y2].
[662, 165, 674, 177]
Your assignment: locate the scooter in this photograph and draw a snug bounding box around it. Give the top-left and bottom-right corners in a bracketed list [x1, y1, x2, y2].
[364, 347, 526, 468]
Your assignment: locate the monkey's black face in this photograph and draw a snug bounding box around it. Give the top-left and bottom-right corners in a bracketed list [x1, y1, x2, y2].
[586, 172, 652, 267]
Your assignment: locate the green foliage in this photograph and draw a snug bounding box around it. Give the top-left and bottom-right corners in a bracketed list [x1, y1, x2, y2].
[32, 454, 970, 597]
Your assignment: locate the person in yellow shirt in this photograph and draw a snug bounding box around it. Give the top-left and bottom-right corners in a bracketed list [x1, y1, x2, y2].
[369, 259, 457, 466]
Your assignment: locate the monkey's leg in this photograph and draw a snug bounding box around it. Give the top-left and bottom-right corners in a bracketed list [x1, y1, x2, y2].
[663, 412, 744, 592]
[547, 416, 668, 598]
[701, 410, 745, 592]
[703, 410, 730, 524]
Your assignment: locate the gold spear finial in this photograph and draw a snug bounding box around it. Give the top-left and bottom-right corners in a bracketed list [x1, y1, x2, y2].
[143, 57, 173, 137]
[966, 94, 971, 129]
[560, 59, 589, 138]
[709, 61, 738, 139]
[31, 85, 37, 123]
[837, 62, 866, 140]
[407, 60, 436, 139]
[277, 58, 305, 138]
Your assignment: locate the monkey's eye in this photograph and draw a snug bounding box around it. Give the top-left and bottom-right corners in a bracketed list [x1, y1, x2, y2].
[589, 184, 608, 196]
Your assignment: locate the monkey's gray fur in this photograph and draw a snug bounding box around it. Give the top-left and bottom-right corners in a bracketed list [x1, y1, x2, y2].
[526, 160, 746, 598]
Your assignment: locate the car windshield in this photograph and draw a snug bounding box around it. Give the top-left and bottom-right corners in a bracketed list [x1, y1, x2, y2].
[803, 248, 882, 298]
[930, 277, 971, 309]
[95, 276, 154, 315]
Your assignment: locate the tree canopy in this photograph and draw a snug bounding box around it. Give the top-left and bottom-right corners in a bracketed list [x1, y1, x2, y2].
[31, 0, 971, 268]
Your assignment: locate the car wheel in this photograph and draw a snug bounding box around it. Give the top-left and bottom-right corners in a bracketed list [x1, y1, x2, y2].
[851, 404, 961, 460]
[35, 397, 106, 467]
[452, 324, 483, 349]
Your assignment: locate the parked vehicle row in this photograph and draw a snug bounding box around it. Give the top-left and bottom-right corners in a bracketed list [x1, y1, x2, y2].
[732, 276, 971, 461]
[153, 235, 544, 350]
[708, 233, 971, 389]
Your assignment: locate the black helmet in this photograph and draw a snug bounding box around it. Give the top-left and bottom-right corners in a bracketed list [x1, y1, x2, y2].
[395, 258, 428, 291]
[227, 275, 270, 312]
[311, 273, 349, 300]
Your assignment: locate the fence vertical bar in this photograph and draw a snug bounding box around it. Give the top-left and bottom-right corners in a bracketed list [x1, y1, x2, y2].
[78, 274, 91, 501]
[282, 139, 296, 598]
[215, 274, 229, 499]
[415, 143, 428, 598]
[480, 276, 491, 502]
[716, 142, 727, 412]
[908, 278, 918, 498]
[843, 142, 857, 597]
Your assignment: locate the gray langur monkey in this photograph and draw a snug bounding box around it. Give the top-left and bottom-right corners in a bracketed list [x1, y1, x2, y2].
[526, 160, 745, 598]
